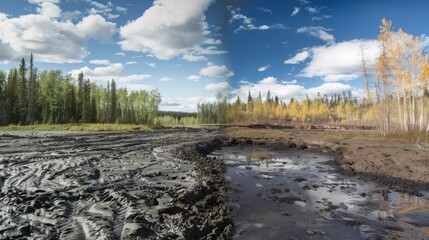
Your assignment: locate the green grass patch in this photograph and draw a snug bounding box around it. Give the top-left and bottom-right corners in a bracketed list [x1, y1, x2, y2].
[0, 123, 152, 132]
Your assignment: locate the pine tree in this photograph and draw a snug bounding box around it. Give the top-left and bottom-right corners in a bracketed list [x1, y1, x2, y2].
[17, 58, 28, 124]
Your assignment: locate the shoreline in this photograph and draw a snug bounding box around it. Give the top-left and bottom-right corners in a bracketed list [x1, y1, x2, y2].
[224, 126, 429, 193]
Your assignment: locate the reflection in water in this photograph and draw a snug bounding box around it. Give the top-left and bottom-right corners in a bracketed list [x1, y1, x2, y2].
[213, 147, 429, 240]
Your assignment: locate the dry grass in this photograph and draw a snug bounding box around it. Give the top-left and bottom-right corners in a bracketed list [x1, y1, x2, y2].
[244, 151, 273, 159]
[0, 124, 152, 132]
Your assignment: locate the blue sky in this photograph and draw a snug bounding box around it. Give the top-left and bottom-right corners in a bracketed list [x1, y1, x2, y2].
[1, 0, 429, 111]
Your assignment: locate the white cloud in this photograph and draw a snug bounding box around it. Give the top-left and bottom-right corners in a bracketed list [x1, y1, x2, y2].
[305, 6, 319, 14]
[69, 63, 151, 83]
[281, 79, 298, 84]
[187, 75, 201, 81]
[37, 2, 62, 18]
[204, 38, 221, 45]
[232, 78, 362, 104]
[119, 0, 213, 60]
[257, 65, 270, 72]
[61, 10, 81, 21]
[160, 77, 174, 82]
[193, 46, 227, 55]
[160, 96, 217, 112]
[257, 7, 273, 14]
[182, 54, 207, 62]
[148, 62, 156, 68]
[0, 13, 87, 63]
[300, 39, 379, 82]
[115, 52, 125, 56]
[312, 15, 332, 21]
[307, 82, 353, 98]
[235, 80, 306, 102]
[76, 14, 116, 42]
[259, 76, 277, 85]
[116, 6, 127, 12]
[228, 6, 286, 33]
[205, 82, 231, 91]
[126, 61, 137, 65]
[200, 65, 234, 78]
[297, 26, 334, 44]
[89, 59, 111, 65]
[291, 7, 300, 16]
[284, 50, 310, 64]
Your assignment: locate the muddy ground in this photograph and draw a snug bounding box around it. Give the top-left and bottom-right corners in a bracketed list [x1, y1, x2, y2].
[225, 125, 429, 191]
[1, 125, 429, 239]
[0, 128, 232, 239]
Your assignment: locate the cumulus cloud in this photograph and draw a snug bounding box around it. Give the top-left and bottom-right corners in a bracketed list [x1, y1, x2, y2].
[297, 26, 334, 44]
[300, 39, 379, 82]
[69, 63, 151, 84]
[291, 7, 300, 16]
[200, 65, 234, 78]
[76, 14, 116, 42]
[182, 54, 207, 62]
[232, 78, 361, 104]
[115, 52, 125, 56]
[312, 15, 332, 21]
[257, 65, 270, 72]
[307, 82, 353, 97]
[187, 75, 201, 81]
[228, 6, 286, 33]
[205, 82, 231, 91]
[305, 6, 319, 14]
[159, 77, 174, 82]
[160, 96, 217, 112]
[0, 14, 87, 63]
[259, 76, 277, 85]
[89, 59, 111, 65]
[235, 79, 306, 102]
[284, 50, 310, 64]
[37, 2, 62, 18]
[126, 61, 137, 65]
[147, 62, 156, 68]
[119, 0, 213, 60]
[204, 38, 221, 45]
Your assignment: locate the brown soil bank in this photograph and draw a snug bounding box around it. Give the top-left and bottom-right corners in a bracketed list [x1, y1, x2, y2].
[224, 125, 429, 190]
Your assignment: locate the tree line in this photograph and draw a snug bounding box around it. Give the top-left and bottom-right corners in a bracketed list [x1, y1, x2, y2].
[198, 19, 429, 135]
[0, 55, 162, 125]
[197, 90, 364, 125]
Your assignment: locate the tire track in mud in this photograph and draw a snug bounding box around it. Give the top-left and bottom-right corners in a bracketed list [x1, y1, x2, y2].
[0, 128, 232, 239]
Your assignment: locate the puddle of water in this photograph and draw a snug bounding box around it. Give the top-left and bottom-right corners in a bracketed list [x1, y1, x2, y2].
[212, 147, 429, 240]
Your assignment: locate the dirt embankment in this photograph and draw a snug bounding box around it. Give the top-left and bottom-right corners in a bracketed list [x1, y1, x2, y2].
[0, 128, 232, 239]
[224, 126, 429, 191]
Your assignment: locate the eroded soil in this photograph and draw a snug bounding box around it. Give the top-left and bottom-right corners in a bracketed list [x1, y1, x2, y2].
[0, 128, 231, 239]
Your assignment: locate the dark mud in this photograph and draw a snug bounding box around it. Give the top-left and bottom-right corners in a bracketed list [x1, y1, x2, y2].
[214, 147, 429, 239]
[0, 128, 232, 239]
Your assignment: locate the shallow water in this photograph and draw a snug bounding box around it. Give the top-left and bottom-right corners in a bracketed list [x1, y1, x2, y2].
[212, 147, 429, 239]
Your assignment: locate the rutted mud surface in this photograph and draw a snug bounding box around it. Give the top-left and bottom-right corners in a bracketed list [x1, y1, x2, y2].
[0, 128, 232, 239]
[213, 147, 429, 239]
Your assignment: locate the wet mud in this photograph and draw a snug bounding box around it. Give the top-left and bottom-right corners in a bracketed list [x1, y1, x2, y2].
[0, 128, 232, 239]
[213, 146, 429, 239]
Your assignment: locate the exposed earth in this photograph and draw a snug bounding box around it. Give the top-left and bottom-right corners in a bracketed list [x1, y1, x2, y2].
[0, 128, 231, 239]
[1, 126, 429, 239]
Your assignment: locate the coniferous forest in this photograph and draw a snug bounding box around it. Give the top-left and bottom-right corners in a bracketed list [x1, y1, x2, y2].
[0, 54, 162, 126]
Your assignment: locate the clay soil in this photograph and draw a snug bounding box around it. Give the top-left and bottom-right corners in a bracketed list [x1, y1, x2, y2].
[224, 125, 429, 192]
